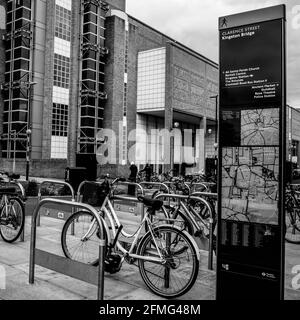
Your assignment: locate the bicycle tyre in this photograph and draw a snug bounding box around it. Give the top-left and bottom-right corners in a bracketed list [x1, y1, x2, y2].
[137, 225, 199, 298]
[0, 197, 25, 243]
[285, 207, 300, 244]
[61, 211, 105, 264]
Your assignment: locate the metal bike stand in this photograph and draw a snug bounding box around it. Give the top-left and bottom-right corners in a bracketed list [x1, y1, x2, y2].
[36, 180, 75, 227]
[139, 182, 170, 195]
[190, 182, 209, 193]
[29, 198, 106, 300]
[154, 193, 215, 270]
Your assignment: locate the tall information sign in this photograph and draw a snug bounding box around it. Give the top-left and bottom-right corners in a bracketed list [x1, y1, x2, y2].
[217, 5, 286, 299]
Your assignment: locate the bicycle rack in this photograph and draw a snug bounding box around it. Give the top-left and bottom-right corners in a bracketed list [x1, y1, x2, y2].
[29, 198, 106, 300]
[189, 182, 209, 193]
[154, 193, 215, 271]
[36, 180, 76, 227]
[139, 182, 170, 194]
[163, 181, 191, 195]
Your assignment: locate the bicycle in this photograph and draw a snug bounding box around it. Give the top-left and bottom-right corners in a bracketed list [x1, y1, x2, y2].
[151, 192, 217, 253]
[0, 172, 25, 243]
[61, 177, 200, 298]
[285, 185, 300, 244]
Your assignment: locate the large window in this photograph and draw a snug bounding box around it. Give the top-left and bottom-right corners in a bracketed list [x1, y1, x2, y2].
[54, 53, 70, 89]
[52, 103, 68, 137]
[55, 4, 71, 41]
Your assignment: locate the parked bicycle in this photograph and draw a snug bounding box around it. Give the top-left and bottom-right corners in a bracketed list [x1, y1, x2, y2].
[0, 172, 25, 243]
[285, 185, 300, 244]
[61, 177, 200, 298]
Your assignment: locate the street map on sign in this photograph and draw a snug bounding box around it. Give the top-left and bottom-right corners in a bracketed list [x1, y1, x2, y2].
[240, 108, 279, 146]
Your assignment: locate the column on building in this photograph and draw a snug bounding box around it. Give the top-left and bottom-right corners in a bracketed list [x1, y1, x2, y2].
[50, 0, 72, 159]
[2, 0, 33, 160]
[196, 116, 206, 172]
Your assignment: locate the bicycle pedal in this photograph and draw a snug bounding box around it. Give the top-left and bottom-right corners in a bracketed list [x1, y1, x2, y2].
[194, 230, 203, 237]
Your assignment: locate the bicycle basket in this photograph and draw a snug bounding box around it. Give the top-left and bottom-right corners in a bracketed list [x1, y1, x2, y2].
[82, 181, 110, 206]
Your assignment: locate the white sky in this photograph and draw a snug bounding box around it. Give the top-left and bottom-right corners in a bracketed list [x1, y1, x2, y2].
[126, 0, 300, 108]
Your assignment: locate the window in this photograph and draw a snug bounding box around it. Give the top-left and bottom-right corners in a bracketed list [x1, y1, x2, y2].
[54, 53, 70, 88]
[52, 103, 68, 137]
[55, 5, 71, 42]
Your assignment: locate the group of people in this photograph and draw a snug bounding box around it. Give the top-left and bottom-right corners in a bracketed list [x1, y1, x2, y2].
[128, 162, 151, 195]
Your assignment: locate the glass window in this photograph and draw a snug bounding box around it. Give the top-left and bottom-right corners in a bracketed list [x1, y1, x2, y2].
[82, 69, 96, 81]
[82, 59, 96, 70]
[55, 5, 71, 42]
[52, 103, 69, 137]
[54, 53, 70, 89]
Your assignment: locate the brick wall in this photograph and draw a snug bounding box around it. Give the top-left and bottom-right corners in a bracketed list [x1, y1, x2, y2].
[170, 44, 218, 120]
[0, 159, 67, 179]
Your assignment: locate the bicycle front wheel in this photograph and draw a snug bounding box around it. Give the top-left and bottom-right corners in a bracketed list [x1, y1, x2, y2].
[61, 211, 104, 264]
[137, 225, 199, 298]
[0, 197, 25, 243]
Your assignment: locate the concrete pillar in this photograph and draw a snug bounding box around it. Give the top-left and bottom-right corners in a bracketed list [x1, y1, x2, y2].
[41, 0, 55, 159]
[164, 42, 173, 172]
[198, 117, 207, 172]
[68, 0, 81, 167]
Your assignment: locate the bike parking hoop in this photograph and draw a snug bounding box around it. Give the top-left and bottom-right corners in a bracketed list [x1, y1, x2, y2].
[153, 193, 215, 270]
[29, 198, 106, 300]
[139, 182, 170, 193]
[190, 191, 218, 199]
[36, 180, 76, 227]
[190, 182, 209, 193]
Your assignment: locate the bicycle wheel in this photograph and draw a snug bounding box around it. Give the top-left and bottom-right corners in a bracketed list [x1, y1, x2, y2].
[285, 203, 300, 244]
[0, 197, 24, 243]
[137, 225, 199, 298]
[61, 211, 104, 264]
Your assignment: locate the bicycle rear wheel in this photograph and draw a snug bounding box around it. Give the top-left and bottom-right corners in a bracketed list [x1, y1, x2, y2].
[61, 211, 104, 264]
[137, 225, 199, 298]
[0, 197, 24, 243]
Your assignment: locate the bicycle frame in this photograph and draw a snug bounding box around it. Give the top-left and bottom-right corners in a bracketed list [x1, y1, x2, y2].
[81, 196, 166, 264]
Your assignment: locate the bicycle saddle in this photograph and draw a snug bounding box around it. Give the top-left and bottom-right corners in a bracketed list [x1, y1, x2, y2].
[137, 196, 163, 211]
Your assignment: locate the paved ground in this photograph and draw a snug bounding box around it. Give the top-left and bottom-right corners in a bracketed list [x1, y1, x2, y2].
[0, 214, 216, 300]
[0, 206, 300, 300]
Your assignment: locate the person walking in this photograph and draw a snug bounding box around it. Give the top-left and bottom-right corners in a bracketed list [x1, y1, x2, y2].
[128, 162, 138, 195]
[140, 163, 152, 182]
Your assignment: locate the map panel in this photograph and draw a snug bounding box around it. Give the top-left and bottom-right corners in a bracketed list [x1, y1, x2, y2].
[222, 146, 279, 225]
[240, 108, 279, 145]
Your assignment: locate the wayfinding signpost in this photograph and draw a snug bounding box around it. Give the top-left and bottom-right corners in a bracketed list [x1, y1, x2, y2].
[217, 5, 286, 299]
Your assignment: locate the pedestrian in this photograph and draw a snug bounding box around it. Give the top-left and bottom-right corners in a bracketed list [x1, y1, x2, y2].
[140, 163, 152, 182]
[128, 162, 138, 195]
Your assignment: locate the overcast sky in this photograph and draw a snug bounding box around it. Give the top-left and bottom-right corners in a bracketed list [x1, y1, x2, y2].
[126, 0, 300, 108]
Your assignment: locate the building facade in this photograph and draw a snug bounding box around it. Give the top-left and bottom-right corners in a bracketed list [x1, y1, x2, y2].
[0, 0, 299, 178]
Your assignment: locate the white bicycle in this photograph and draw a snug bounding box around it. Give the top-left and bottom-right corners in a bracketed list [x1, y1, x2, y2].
[61, 177, 200, 298]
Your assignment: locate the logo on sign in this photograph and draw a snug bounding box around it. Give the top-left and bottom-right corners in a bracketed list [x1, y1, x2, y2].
[221, 17, 228, 28]
[58, 212, 65, 219]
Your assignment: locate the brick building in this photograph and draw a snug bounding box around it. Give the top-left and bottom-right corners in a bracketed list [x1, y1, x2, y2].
[0, 0, 298, 178]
